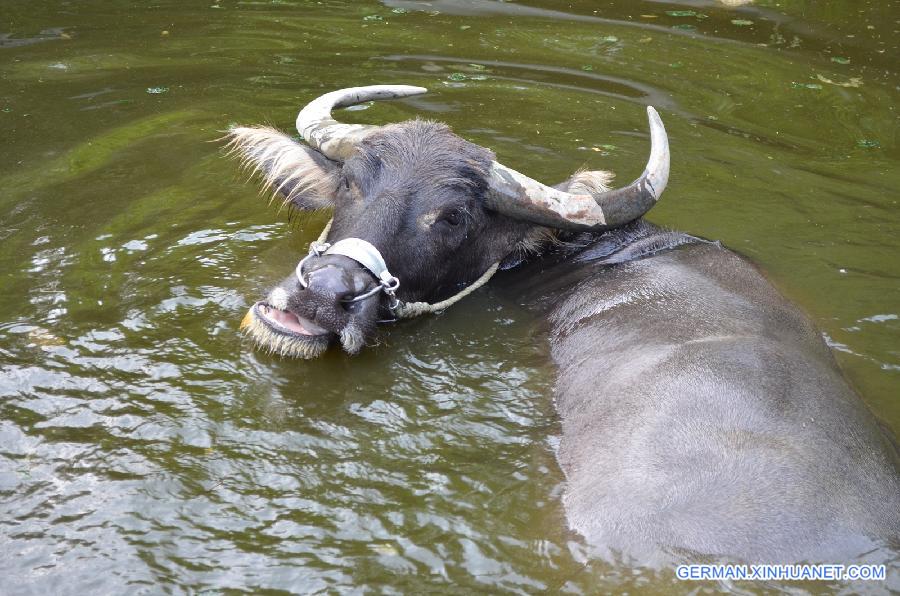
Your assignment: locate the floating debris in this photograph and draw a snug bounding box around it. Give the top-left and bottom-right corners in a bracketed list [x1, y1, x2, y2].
[830, 56, 850, 64]
[666, 10, 702, 17]
[581, 145, 616, 155]
[816, 74, 863, 88]
[856, 139, 880, 149]
[363, 15, 383, 21]
[672, 24, 697, 31]
[146, 86, 168, 94]
[731, 19, 754, 26]
[791, 82, 822, 90]
[446, 72, 486, 82]
[581, 64, 594, 71]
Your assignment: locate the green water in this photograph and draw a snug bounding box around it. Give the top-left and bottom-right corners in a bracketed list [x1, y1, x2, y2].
[1, 0, 898, 592]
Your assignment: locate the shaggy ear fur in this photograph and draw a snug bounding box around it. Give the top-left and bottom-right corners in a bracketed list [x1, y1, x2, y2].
[225, 125, 339, 211]
[564, 168, 615, 195]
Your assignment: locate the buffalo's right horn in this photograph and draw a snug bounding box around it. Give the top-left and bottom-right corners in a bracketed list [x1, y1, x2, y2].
[484, 107, 669, 230]
[296, 85, 428, 161]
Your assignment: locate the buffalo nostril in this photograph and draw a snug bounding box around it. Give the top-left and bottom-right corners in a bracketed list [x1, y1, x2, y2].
[306, 264, 370, 304]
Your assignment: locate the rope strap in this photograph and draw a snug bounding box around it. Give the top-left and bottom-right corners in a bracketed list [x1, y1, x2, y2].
[316, 218, 333, 243]
[312, 218, 499, 320]
[393, 262, 499, 319]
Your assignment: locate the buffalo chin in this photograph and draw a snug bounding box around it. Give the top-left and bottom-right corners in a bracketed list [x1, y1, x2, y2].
[240, 302, 331, 359]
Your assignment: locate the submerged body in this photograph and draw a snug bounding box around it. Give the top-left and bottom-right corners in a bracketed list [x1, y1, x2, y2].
[505, 221, 900, 564]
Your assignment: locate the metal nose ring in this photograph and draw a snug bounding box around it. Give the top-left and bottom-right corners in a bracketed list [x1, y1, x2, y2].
[296, 241, 330, 289]
[296, 237, 402, 310]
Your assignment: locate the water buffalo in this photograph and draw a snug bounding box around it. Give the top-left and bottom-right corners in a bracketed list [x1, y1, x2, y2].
[227, 85, 900, 565]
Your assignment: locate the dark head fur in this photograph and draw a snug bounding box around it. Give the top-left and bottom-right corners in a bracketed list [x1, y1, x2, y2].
[227, 119, 589, 357]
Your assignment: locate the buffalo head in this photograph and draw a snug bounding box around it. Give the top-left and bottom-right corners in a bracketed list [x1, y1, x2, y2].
[226, 85, 669, 358]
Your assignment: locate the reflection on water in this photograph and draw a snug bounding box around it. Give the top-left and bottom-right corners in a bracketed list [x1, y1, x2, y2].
[1, 0, 897, 592]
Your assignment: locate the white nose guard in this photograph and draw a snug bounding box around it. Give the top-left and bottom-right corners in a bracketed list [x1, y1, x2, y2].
[296, 238, 401, 309]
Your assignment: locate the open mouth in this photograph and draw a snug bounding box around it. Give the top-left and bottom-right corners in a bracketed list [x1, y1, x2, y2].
[254, 302, 329, 336]
[240, 301, 331, 358]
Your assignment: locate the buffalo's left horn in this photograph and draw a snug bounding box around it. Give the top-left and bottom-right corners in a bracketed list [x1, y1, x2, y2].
[296, 85, 428, 161]
[484, 106, 669, 230]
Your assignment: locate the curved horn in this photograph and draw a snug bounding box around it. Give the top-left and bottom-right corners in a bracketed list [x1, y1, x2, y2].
[484, 106, 669, 230]
[296, 85, 428, 161]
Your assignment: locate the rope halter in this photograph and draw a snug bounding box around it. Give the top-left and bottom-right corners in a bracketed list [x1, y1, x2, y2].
[295, 219, 499, 320]
[296, 237, 401, 310]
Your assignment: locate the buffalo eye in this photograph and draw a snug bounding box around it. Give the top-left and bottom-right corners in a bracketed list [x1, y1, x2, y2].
[440, 209, 463, 227]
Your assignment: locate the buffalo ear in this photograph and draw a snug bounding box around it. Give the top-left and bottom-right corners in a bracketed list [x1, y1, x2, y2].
[225, 125, 339, 211]
[564, 168, 615, 195]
